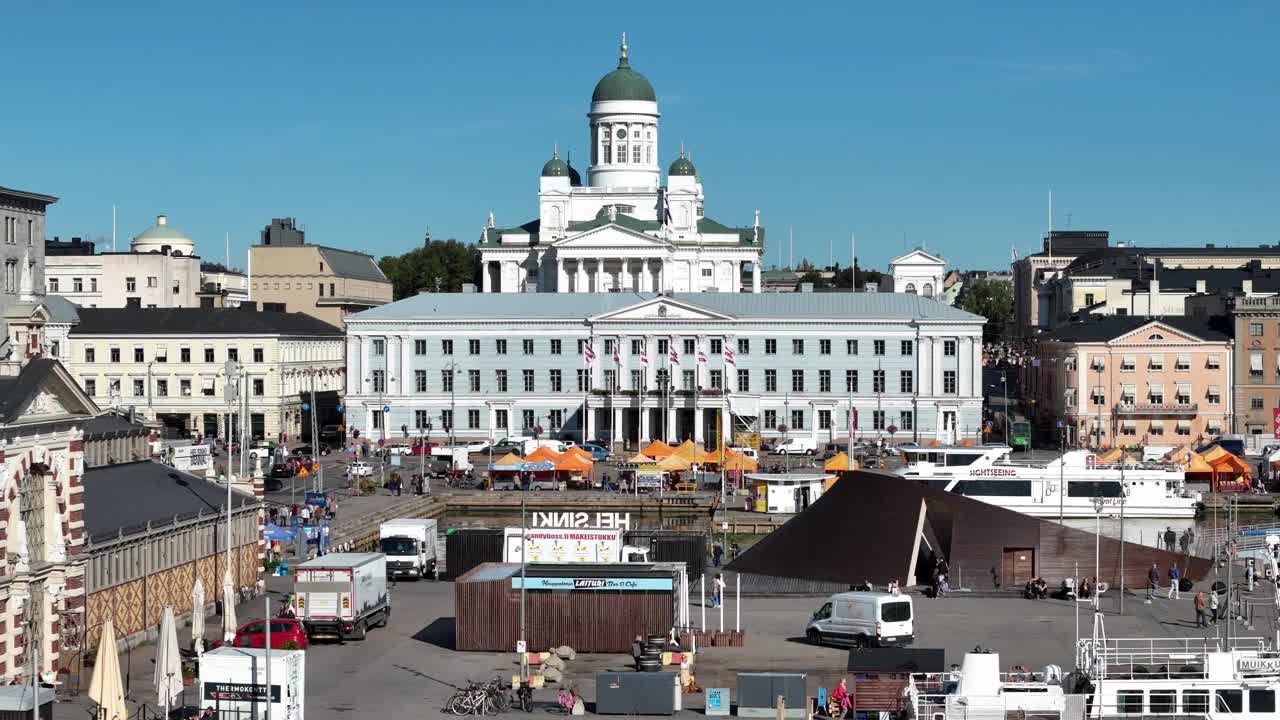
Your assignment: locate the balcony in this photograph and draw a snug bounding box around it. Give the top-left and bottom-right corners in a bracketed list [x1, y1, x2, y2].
[1114, 402, 1199, 416]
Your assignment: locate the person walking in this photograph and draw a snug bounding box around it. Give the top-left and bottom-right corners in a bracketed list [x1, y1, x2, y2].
[1209, 588, 1220, 623]
[1194, 590, 1208, 628]
[712, 540, 724, 568]
[1167, 564, 1181, 600]
[1146, 563, 1159, 604]
[711, 573, 726, 608]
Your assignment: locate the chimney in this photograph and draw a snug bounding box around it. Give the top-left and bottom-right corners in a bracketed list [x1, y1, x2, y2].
[1196, 279, 1206, 294]
[800, 282, 814, 293]
[157, 215, 168, 226]
[1243, 279, 1254, 296]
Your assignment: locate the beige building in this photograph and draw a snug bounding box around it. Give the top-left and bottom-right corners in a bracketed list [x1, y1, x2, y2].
[1025, 316, 1233, 448]
[249, 244, 391, 326]
[64, 307, 344, 440]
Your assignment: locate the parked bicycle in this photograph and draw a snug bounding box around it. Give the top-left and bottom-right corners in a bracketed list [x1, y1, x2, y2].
[446, 678, 513, 716]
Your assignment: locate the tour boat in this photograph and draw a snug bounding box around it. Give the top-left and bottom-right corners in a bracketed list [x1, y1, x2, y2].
[907, 633, 1280, 719]
[895, 444, 1199, 519]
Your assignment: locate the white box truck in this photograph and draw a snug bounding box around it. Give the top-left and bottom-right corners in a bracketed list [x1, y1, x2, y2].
[293, 552, 389, 641]
[199, 646, 305, 720]
[378, 518, 437, 579]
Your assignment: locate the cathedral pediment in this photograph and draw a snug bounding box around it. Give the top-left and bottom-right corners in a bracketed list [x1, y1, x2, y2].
[0, 358, 101, 425]
[591, 296, 736, 322]
[552, 224, 669, 250]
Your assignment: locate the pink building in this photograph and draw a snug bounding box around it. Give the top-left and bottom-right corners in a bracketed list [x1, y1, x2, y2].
[1026, 317, 1233, 448]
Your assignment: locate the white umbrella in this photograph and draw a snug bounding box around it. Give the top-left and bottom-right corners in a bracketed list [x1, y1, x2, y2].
[222, 568, 238, 642]
[191, 577, 206, 653]
[154, 606, 184, 716]
[88, 619, 127, 720]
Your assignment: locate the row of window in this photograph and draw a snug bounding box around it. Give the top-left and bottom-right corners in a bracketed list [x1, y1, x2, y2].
[3, 216, 33, 245]
[48, 276, 180, 295]
[1068, 355, 1221, 371]
[1110, 419, 1216, 437]
[1114, 687, 1273, 715]
[248, 281, 336, 295]
[371, 367, 959, 395]
[372, 337, 959, 358]
[371, 407, 917, 435]
[1069, 385, 1219, 406]
[83, 375, 266, 398]
[83, 345, 266, 364]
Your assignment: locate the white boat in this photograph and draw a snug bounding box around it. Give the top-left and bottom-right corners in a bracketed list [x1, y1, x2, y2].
[895, 444, 1199, 519]
[908, 634, 1280, 720]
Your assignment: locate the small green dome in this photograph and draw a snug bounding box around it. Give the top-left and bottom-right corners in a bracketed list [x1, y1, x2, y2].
[591, 34, 656, 103]
[542, 157, 568, 177]
[669, 154, 696, 176]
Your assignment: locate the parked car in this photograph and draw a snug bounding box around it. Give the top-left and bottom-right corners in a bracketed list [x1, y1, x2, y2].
[348, 461, 373, 477]
[773, 437, 818, 455]
[292, 443, 330, 457]
[319, 424, 343, 443]
[490, 437, 529, 455]
[579, 443, 610, 461]
[247, 441, 277, 462]
[270, 463, 294, 479]
[233, 618, 310, 650]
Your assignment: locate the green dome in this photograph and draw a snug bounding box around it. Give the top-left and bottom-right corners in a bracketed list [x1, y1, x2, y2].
[669, 153, 696, 176]
[542, 157, 568, 177]
[591, 34, 656, 103]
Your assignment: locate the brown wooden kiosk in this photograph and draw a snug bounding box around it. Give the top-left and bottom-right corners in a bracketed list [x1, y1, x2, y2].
[727, 470, 1210, 591]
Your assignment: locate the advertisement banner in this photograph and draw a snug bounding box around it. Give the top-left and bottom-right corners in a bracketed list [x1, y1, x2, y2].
[1273, 408, 1280, 439]
[172, 444, 212, 473]
[510, 576, 673, 591]
[503, 527, 623, 564]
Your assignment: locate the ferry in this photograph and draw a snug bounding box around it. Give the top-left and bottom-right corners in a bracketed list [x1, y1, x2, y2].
[907, 634, 1280, 719]
[895, 444, 1199, 519]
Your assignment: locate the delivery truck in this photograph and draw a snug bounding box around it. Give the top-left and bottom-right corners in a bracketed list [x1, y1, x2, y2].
[199, 646, 305, 720]
[293, 552, 389, 641]
[378, 518, 438, 579]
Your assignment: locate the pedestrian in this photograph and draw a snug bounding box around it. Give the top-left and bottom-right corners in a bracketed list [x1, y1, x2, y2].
[1209, 589, 1219, 623]
[1167, 564, 1181, 600]
[712, 540, 724, 568]
[1179, 530, 1191, 555]
[1194, 590, 1208, 627]
[1146, 563, 1159, 603]
[631, 634, 643, 671]
[1164, 527, 1176, 553]
[730, 541, 741, 560]
[712, 573, 726, 608]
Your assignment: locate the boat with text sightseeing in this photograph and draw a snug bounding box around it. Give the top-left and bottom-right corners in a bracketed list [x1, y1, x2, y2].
[894, 444, 1198, 519]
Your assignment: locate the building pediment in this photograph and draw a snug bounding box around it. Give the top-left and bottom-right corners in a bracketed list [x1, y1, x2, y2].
[1111, 321, 1207, 346]
[0, 359, 101, 424]
[590, 296, 736, 322]
[552, 224, 669, 250]
[890, 249, 946, 267]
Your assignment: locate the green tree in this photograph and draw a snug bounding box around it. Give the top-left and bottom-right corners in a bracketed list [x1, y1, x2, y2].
[794, 270, 829, 290]
[829, 265, 883, 290]
[955, 278, 1014, 341]
[379, 238, 481, 299]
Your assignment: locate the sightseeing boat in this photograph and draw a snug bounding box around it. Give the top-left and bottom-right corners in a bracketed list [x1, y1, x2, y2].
[894, 444, 1198, 519]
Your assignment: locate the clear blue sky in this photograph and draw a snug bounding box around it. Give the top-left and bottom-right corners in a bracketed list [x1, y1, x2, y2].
[4, 2, 1277, 272]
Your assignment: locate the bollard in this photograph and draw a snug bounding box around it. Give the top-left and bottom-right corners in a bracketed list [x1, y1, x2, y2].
[776, 694, 785, 720]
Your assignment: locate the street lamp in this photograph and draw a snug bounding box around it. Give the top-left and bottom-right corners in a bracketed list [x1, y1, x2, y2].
[443, 361, 461, 450]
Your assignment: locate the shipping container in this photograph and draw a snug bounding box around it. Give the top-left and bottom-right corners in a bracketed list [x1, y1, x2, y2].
[455, 562, 679, 653]
[625, 530, 707, 580]
[445, 528, 504, 579]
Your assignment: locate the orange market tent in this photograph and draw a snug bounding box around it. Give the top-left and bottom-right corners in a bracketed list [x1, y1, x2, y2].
[1201, 445, 1252, 492]
[672, 440, 700, 460]
[563, 446, 593, 463]
[641, 440, 676, 459]
[555, 454, 593, 473]
[722, 451, 758, 472]
[525, 446, 562, 463]
[625, 453, 656, 466]
[492, 452, 524, 466]
[823, 452, 858, 472]
[657, 454, 692, 471]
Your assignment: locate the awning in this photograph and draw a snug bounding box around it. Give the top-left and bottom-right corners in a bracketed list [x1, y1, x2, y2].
[1177, 355, 1191, 366]
[656, 455, 692, 471]
[1121, 384, 1136, 393]
[489, 452, 525, 471]
[625, 453, 655, 465]
[1149, 355, 1164, 368]
[823, 452, 856, 472]
[1149, 420, 1164, 429]
[1208, 385, 1221, 394]
[525, 446, 562, 463]
[1177, 420, 1192, 429]
[202, 378, 215, 392]
[641, 440, 676, 459]
[1122, 355, 1136, 367]
[555, 455, 593, 473]
[1121, 420, 1137, 429]
[563, 446, 593, 463]
[1176, 383, 1191, 392]
[1251, 353, 1263, 372]
[1148, 383, 1164, 393]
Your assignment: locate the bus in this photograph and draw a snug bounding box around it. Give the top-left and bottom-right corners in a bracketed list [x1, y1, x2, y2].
[1010, 420, 1031, 451]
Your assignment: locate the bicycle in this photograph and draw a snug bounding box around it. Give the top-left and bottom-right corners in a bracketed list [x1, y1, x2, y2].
[445, 678, 511, 716]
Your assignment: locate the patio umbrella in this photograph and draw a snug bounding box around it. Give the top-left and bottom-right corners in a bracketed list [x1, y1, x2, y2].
[88, 618, 127, 720]
[154, 606, 184, 717]
[190, 578, 205, 653]
[222, 567, 237, 642]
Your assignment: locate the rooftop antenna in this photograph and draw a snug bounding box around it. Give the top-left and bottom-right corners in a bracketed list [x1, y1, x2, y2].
[111, 204, 117, 252]
[1048, 189, 1054, 260]
[789, 227, 793, 271]
[851, 233, 857, 292]
[225, 232, 229, 268]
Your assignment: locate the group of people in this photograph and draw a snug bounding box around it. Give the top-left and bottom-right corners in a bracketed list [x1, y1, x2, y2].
[1161, 526, 1196, 554]
[710, 540, 741, 568]
[982, 340, 1035, 369]
[1146, 562, 1187, 602]
[1022, 577, 1049, 599]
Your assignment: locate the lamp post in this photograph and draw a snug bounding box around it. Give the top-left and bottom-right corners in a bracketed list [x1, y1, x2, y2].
[1001, 371, 1009, 445]
[444, 361, 461, 451]
[1091, 495, 1105, 612]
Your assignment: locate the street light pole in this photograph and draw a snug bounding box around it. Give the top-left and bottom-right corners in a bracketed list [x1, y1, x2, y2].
[1002, 371, 1009, 445]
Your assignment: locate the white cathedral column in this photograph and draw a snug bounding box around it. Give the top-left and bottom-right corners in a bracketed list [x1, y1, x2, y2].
[482, 262, 492, 293]
[575, 260, 586, 293]
[752, 261, 761, 293]
[623, 258, 632, 291]
[556, 258, 566, 292]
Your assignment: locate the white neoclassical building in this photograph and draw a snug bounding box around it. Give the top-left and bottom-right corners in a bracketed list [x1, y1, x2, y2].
[479, 34, 766, 295]
[889, 249, 947, 298]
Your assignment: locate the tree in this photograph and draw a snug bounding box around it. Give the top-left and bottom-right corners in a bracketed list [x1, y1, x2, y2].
[794, 270, 829, 290]
[379, 238, 481, 300]
[955, 278, 1014, 341]
[830, 266, 883, 290]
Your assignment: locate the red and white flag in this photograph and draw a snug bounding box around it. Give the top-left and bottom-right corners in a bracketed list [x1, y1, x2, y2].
[613, 347, 621, 365]
[640, 349, 649, 366]
[724, 347, 736, 366]
[669, 347, 680, 365]
[583, 342, 596, 366]
[697, 349, 707, 364]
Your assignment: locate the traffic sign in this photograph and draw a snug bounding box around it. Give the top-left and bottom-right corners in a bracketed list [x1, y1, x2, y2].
[383, 405, 391, 414]
[302, 402, 310, 411]
[337, 404, 344, 413]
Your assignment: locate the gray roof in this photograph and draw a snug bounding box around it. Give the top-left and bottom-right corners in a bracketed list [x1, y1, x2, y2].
[83, 460, 256, 540]
[1039, 315, 1230, 343]
[351, 291, 984, 323]
[42, 295, 81, 324]
[317, 246, 389, 283]
[83, 411, 149, 439]
[70, 308, 343, 336]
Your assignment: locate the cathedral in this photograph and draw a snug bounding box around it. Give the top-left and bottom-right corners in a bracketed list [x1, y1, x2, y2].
[479, 34, 766, 294]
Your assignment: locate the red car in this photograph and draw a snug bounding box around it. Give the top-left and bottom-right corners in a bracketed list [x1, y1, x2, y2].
[233, 618, 310, 650]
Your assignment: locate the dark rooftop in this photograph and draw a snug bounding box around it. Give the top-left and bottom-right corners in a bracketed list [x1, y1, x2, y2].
[1038, 315, 1231, 343]
[69, 308, 342, 336]
[0, 359, 71, 424]
[82, 411, 150, 439]
[82, 461, 256, 541]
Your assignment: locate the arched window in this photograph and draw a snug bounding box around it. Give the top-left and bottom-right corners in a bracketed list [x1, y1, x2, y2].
[923, 283, 934, 297]
[904, 283, 917, 295]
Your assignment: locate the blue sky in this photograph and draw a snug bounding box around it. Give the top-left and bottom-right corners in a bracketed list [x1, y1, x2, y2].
[3, 2, 1277, 272]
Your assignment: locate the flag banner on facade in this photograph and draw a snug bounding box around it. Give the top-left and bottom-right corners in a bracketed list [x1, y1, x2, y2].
[583, 343, 596, 366]
[613, 345, 621, 365]
[697, 350, 707, 364]
[669, 348, 680, 365]
[724, 348, 735, 366]
[640, 350, 649, 366]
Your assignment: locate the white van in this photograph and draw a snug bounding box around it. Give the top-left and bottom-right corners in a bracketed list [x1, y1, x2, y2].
[774, 437, 818, 455]
[805, 591, 914, 647]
